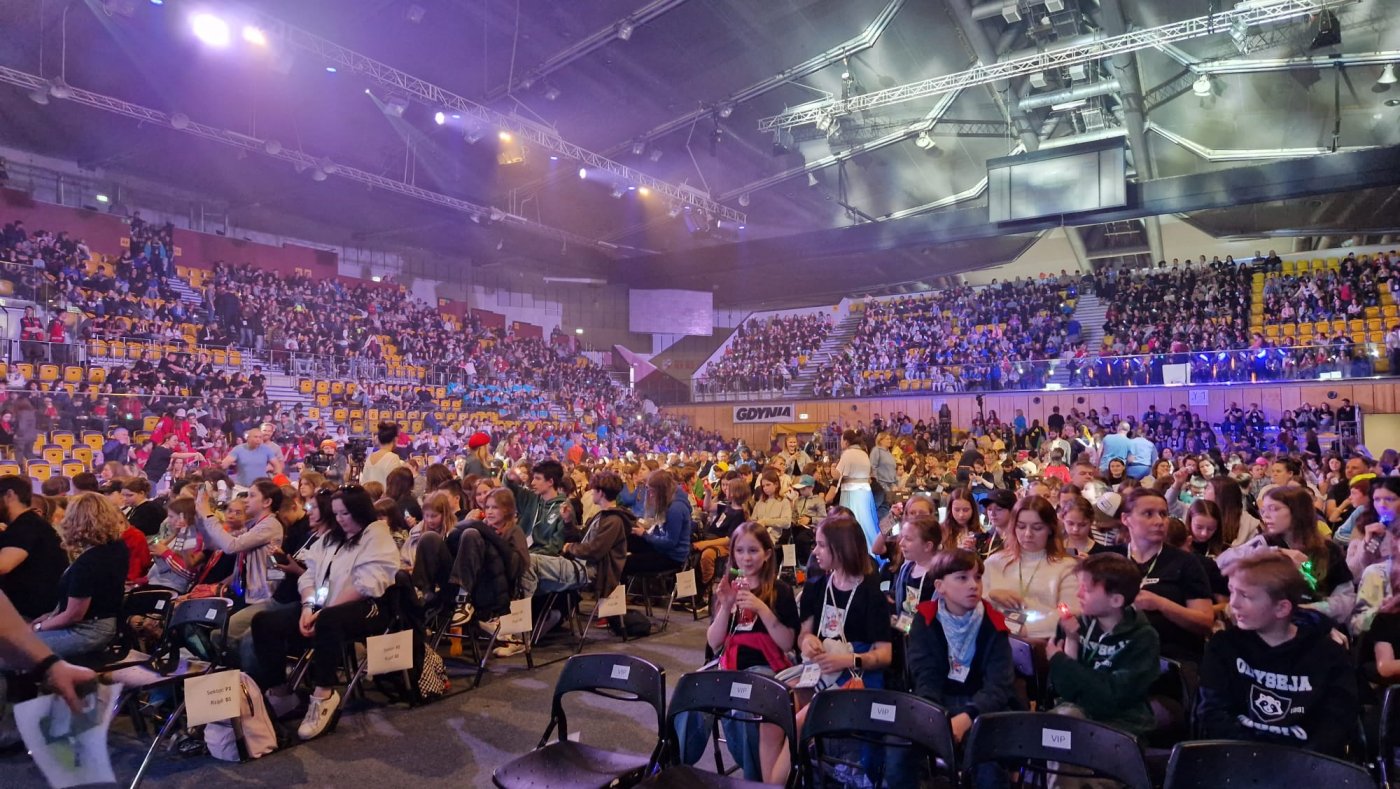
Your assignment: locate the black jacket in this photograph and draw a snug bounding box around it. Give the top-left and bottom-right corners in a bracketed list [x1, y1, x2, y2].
[907, 599, 1020, 720]
[449, 520, 527, 620]
[1194, 609, 1358, 758]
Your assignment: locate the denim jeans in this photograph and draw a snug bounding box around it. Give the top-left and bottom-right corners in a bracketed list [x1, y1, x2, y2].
[36, 618, 117, 659]
[532, 554, 592, 594]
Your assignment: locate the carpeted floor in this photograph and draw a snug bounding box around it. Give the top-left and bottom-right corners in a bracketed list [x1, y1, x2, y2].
[4, 610, 712, 788]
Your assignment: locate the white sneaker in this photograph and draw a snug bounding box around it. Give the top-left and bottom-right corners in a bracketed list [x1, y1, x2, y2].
[492, 636, 527, 658]
[296, 690, 341, 740]
[450, 602, 475, 628]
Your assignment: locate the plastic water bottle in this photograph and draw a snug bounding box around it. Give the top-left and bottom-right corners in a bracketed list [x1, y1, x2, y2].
[732, 567, 757, 628]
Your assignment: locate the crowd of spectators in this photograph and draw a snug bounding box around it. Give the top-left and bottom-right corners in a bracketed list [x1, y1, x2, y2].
[1093, 256, 1253, 358]
[814, 278, 1074, 396]
[695, 312, 831, 395]
[1260, 251, 1393, 324]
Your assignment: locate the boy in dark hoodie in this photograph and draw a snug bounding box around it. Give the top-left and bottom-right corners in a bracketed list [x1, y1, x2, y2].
[1195, 552, 1359, 758]
[507, 459, 570, 557]
[1047, 553, 1161, 736]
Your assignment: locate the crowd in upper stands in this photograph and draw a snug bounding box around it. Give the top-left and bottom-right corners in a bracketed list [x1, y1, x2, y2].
[696, 312, 831, 395]
[814, 278, 1074, 396]
[1093, 255, 1253, 358]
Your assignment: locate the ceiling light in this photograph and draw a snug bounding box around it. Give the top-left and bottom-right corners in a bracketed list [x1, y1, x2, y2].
[190, 13, 231, 47]
[1050, 98, 1087, 112]
[95, 194, 110, 203]
[170, 112, 190, 130]
[914, 131, 935, 149]
[48, 77, 71, 99]
[718, 103, 734, 118]
[149, 0, 163, 4]
[498, 131, 512, 142]
[433, 111, 446, 125]
[575, 328, 584, 335]
[242, 25, 268, 47]
[617, 21, 635, 40]
[631, 140, 646, 156]
[28, 88, 49, 105]
[263, 139, 282, 155]
[311, 167, 327, 182]
[326, 66, 337, 73]
[544, 86, 561, 101]
[1192, 74, 1214, 97]
[1380, 64, 1398, 86]
[611, 186, 626, 198]
[578, 168, 588, 179]
[638, 187, 650, 196]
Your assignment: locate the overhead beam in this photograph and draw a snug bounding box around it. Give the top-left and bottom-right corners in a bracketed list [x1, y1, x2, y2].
[0, 66, 610, 252]
[1195, 50, 1400, 75]
[946, 0, 1041, 151]
[1099, 0, 1158, 264]
[248, 8, 745, 223]
[757, 0, 1345, 130]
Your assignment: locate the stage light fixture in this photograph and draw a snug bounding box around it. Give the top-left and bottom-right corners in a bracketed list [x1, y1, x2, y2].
[718, 103, 734, 118]
[498, 131, 512, 142]
[191, 13, 231, 47]
[914, 131, 935, 149]
[384, 95, 408, 117]
[575, 328, 584, 335]
[648, 148, 663, 162]
[1192, 74, 1214, 97]
[631, 140, 645, 156]
[465, 128, 483, 143]
[48, 77, 71, 99]
[170, 112, 190, 130]
[617, 21, 635, 40]
[242, 25, 268, 46]
[1380, 64, 1397, 86]
[578, 168, 588, 179]
[318, 157, 338, 175]
[667, 204, 681, 218]
[738, 193, 750, 207]
[95, 194, 110, 203]
[611, 186, 626, 198]
[406, 4, 425, 23]
[638, 187, 650, 196]
[544, 86, 561, 101]
[311, 167, 327, 182]
[264, 139, 282, 155]
[434, 111, 446, 125]
[325, 66, 337, 73]
[150, 0, 163, 5]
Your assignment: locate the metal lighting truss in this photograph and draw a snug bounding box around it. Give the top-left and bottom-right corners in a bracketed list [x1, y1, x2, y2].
[0, 66, 607, 250]
[252, 12, 745, 223]
[757, 0, 1346, 131]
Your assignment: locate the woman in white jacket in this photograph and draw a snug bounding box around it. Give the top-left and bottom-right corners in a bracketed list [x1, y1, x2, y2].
[250, 485, 400, 741]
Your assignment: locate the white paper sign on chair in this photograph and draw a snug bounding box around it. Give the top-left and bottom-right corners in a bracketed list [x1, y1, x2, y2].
[674, 569, 698, 599]
[184, 670, 243, 727]
[498, 598, 533, 635]
[597, 584, 627, 618]
[366, 630, 414, 676]
[781, 544, 797, 567]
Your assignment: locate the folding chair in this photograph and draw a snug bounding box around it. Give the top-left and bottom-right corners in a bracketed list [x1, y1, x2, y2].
[493, 654, 667, 788]
[801, 688, 958, 788]
[1380, 686, 1400, 786]
[106, 597, 235, 788]
[1163, 740, 1374, 789]
[625, 553, 695, 634]
[645, 670, 800, 787]
[962, 711, 1153, 789]
[1008, 635, 1049, 710]
[71, 585, 178, 670]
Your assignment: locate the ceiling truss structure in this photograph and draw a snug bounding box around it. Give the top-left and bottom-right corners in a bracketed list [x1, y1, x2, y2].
[757, 0, 1348, 131]
[249, 9, 746, 223]
[0, 65, 613, 251]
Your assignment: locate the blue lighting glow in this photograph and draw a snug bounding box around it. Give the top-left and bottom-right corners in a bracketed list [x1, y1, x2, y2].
[325, 66, 337, 73]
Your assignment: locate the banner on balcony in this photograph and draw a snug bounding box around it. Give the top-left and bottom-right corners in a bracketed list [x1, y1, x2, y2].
[733, 404, 796, 424]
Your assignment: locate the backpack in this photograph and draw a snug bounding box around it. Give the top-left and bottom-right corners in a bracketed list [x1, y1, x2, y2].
[608, 610, 653, 639]
[204, 672, 278, 762]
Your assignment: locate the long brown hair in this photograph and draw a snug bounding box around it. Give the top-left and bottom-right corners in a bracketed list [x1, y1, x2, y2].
[645, 470, 676, 518]
[1006, 495, 1065, 560]
[942, 487, 979, 550]
[756, 469, 782, 502]
[1186, 500, 1225, 557]
[1208, 478, 1246, 545]
[728, 522, 779, 609]
[1263, 486, 1328, 580]
[817, 513, 872, 578]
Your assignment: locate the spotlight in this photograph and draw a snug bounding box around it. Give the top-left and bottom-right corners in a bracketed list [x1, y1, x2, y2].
[628, 185, 636, 191]
[611, 186, 626, 198]
[914, 131, 935, 149]
[241, 25, 268, 46]
[326, 66, 337, 73]
[498, 131, 512, 142]
[318, 157, 338, 174]
[95, 194, 110, 203]
[648, 148, 663, 162]
[738, 193, 750, 207]
[638, 187, 650, 196]
[311, 167, 327, 182]
[28, 88, 49, 105]
[434, 111, 446, 125]
[405, 4, 426, 23]
[718, 102, 734, 118]
[549, 155, 558, 161]
[170, 112, 190, 130]
[1381, 64, 1398, 86]
[48, 77, 71, 99]
[371, 275, 382, 282]
[544, 85, 561, 101]
[150, 0, 163, 4]
[384, 95, 408, 117]
[667, 204, 681, 218]
[631, 140, 646, 156]
[617, 20, 635, 40]
[575, 328, 584, 335]
[465, 128, 483, 143]
[263, 139, 282, 155]
[1192, 74, 1213, 97]
[578, 168, 588, 179]
[191, 13, 231, 47]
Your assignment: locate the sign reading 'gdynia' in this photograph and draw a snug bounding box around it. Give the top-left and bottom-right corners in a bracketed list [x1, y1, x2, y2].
[733, 404, 795, 423]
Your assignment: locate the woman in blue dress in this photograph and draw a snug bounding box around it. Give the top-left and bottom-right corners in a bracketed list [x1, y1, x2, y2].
[834, 429, 880, 555]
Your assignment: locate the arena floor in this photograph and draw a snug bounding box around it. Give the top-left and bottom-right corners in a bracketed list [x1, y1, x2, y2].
[3, 611, 711, 788]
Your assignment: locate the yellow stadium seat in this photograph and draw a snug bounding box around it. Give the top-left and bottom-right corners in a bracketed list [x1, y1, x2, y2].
[17, 363, 33, 381]
[51, 432, 74, 451]
[61, 461, 85, 478]
[230, 350, 242, 366]
[42, 447, 64, 466]
[72, 447, 92, 467]
[0, 462, 19, 477]
[315, 380, 330, 394]
[213, 349, 227, 366]
[298, 379, 313, 394]
[316, 394, 330, 408]
[28, 464, 52, 483]
[143, 416, 159, 432]
[83, 434, 103, 453]
[308, 407, 321, 420]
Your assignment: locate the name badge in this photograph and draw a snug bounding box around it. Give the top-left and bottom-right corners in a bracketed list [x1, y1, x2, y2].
[895, 613, 914, 634]
[819, 603, 843, 639]
[948, 659, 971, 683]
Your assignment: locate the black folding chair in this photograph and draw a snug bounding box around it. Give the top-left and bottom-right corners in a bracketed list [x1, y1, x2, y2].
[963, 711, 1153, 789]
[74, 585, 179, 670]
[493, 653, 667, 788]
[800, 688, 957, 788]
[646, 669, 799, 788]
[1008, 636, 1048, 710]
[1380, 686, 1400, 786]
[105, 597, 235, 789]
[1163, 740, 1375, 789]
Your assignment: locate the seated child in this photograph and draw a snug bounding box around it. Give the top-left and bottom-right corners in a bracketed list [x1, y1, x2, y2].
[1195, 552, 1358, 757]
[1047, 553, 1161, 736]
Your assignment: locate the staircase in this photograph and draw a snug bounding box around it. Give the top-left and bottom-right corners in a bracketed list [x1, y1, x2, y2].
[164, 275, 205, 308]
[1048, 291, 1107, 387]
[786, 311, 862, 397]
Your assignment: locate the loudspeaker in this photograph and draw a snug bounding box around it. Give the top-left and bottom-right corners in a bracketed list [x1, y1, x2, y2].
[1310, 10, 1341, 49]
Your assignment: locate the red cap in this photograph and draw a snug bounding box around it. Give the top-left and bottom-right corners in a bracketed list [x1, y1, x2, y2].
[468, 432, 491, 449]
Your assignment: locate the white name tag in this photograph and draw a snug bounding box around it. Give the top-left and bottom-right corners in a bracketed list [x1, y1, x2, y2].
[611, 664, 631, 681]
[1042, 728, 1072, 750]
[184, 670, 242, 727]
[366, 630, 414, 676]
[870, 702, 897, 723]
[730, 682, 752, 700]
[782, 544, 797, 567]
[597, 584, 627, 618]
[674, 570, 698, 599]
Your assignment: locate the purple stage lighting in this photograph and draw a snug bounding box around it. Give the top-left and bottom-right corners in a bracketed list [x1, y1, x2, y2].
[191, 13, 231, 47]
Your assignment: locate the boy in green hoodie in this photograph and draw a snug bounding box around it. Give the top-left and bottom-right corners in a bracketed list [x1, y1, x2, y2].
[1046, 552, 1161, 735]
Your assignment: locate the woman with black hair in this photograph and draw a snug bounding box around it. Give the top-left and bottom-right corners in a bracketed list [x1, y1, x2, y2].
[359, 421, 404, 487]
[251, 485, 399, 740]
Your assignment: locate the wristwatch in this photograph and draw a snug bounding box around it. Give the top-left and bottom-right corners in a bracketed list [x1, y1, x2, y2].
[853, 655, 863, 672]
